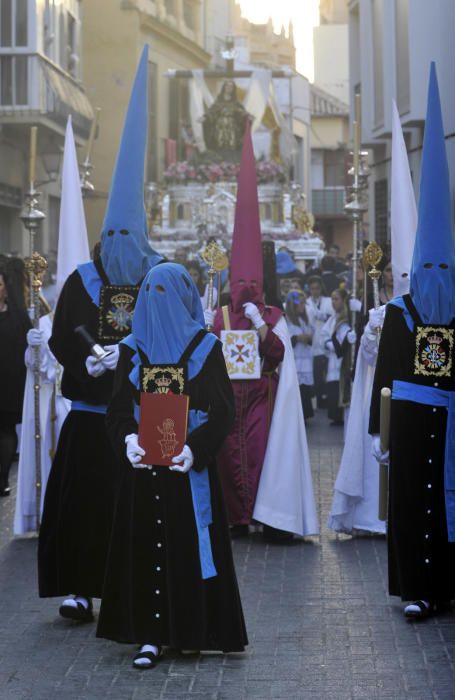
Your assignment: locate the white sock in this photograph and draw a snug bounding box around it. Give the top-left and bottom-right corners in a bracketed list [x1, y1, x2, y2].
[74, 596, 90, 609]
[405, 600, 430, 614]
[135, 644, 159, 666]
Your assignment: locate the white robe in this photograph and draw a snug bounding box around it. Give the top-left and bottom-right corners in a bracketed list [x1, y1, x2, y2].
[253, 317, 319, 536]
[14, 314, 70, 535]
[327, 316, 386, 535]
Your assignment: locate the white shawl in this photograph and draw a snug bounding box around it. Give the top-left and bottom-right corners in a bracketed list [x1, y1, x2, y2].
[253, 317, 319, 536]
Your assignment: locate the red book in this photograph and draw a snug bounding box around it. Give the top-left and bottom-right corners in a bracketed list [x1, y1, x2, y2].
[138, 392, 189, 466]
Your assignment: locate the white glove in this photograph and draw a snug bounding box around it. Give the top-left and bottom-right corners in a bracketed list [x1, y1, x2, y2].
[27, 328, 44, 347]
[125, 433, 146, 467]
[371, 434, 389, 463]
[349, 298, 362, 312]
[169, 444, 194, 473]
[204, 308, 215, 327]
[325, 340, 335, 352]
[101, 344, 120, 371]
[85, 355, 106, 378]
[347, 329, 357, 344]
[367, 306, 385, 332]
[243, 302, 265, 330]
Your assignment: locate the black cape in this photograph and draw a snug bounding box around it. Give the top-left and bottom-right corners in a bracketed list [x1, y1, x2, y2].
[0, 308, 30, 420]
[96, 340, 248, 651]
[369, 296, 455, 601]
[38, 267, 121, 598]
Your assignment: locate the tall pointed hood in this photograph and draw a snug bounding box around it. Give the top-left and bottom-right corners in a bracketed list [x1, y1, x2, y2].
[391, 100, 417, 297]
[100, 45, 162, 285]
[410, 62, 455, 324]
[56, 116, 90, 299]
[229, 118, 263, 314]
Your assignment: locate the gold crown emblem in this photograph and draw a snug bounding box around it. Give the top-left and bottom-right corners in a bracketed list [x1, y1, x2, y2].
[111, 293, 134, 306]
[156, 375, 172, 387]
[428, 334, 443, 345]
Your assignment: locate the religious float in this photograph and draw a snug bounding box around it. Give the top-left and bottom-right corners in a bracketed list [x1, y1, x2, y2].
[148, 78, 324, 268]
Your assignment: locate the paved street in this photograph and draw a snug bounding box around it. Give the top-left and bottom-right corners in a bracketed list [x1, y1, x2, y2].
[1, 412, 454, 700]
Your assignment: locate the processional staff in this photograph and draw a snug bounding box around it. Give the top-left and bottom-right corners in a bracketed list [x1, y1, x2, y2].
[364, 241, 390, 521]
[20, 126, 47, 529]
[201, 241, 229, 331]
[344, 94, 368, 365]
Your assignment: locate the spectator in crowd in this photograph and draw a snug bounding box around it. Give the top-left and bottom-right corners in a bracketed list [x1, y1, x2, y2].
[321, 288, 356, 426]
[186, 260, 206, 296]
[305, 276, 333, 409]
[285, 290, 314, 420]
[378, 260, 394, 304]
[320, 255, 340, 295]
[328, 244, 348, 274]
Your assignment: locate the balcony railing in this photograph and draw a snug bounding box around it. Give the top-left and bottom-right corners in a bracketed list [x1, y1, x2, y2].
[312, 187, 346, 217]
[0, 52, 94, 136]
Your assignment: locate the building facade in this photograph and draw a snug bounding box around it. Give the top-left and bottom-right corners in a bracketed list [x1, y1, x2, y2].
[81, 0, 210, 246]
[348, 0, 455, 247]
[0, 0, 94, 256]
[310, 83, 351, 254]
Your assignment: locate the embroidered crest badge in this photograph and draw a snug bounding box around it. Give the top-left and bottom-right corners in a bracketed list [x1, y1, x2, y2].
[414, 326, 454, 377]
[98, 285, 139, 342]
[140, 365, 187, 395]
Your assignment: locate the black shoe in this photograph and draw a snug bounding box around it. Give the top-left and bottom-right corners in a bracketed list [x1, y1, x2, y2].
[230, 524, 249, 539]
[404, 600, 434, 620]
[133, 645, 162, 669]
[59, 597, 94, 622]
[0, 486, 10, 497]
[262, 525, 294, 543]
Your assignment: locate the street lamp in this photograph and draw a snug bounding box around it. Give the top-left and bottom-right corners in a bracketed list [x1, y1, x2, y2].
[39, 148, 63, 186]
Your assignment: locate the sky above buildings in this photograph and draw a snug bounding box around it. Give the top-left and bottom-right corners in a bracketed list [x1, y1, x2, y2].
[238, 0, 320, 81]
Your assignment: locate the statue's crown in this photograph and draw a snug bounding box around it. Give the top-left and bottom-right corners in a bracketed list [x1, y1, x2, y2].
[156, 375, 172, 387]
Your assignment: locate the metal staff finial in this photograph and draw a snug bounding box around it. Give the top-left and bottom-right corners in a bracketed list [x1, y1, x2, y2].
[200, 241, 229, 330]
[364, 241, 383, 310]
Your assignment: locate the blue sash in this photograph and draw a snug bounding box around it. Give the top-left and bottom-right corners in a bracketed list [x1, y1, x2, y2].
[392, 380, 455, 541]
[71, 400, 108, 415]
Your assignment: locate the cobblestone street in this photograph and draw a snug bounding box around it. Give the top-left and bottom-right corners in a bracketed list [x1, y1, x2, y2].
[1, 411, 454, 699]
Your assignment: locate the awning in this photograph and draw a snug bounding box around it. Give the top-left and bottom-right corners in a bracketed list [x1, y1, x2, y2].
[43, 62, 95, 135]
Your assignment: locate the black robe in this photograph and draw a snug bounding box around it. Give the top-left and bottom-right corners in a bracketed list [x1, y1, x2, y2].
[96, 341, 248, 652]
[38, 267, 121, 598]
[369, 296, 455, 601]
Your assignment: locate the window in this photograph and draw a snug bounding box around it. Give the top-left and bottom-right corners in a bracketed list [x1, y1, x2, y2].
[0, 54, 27, 105]
[59, 8, 66, 70]
[168, 77, 189, 161]
[15, 0, 26, 45]
[323, 150, 346, 187]
[0, 0, 28, 47]
[67, 12, 78, 77]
